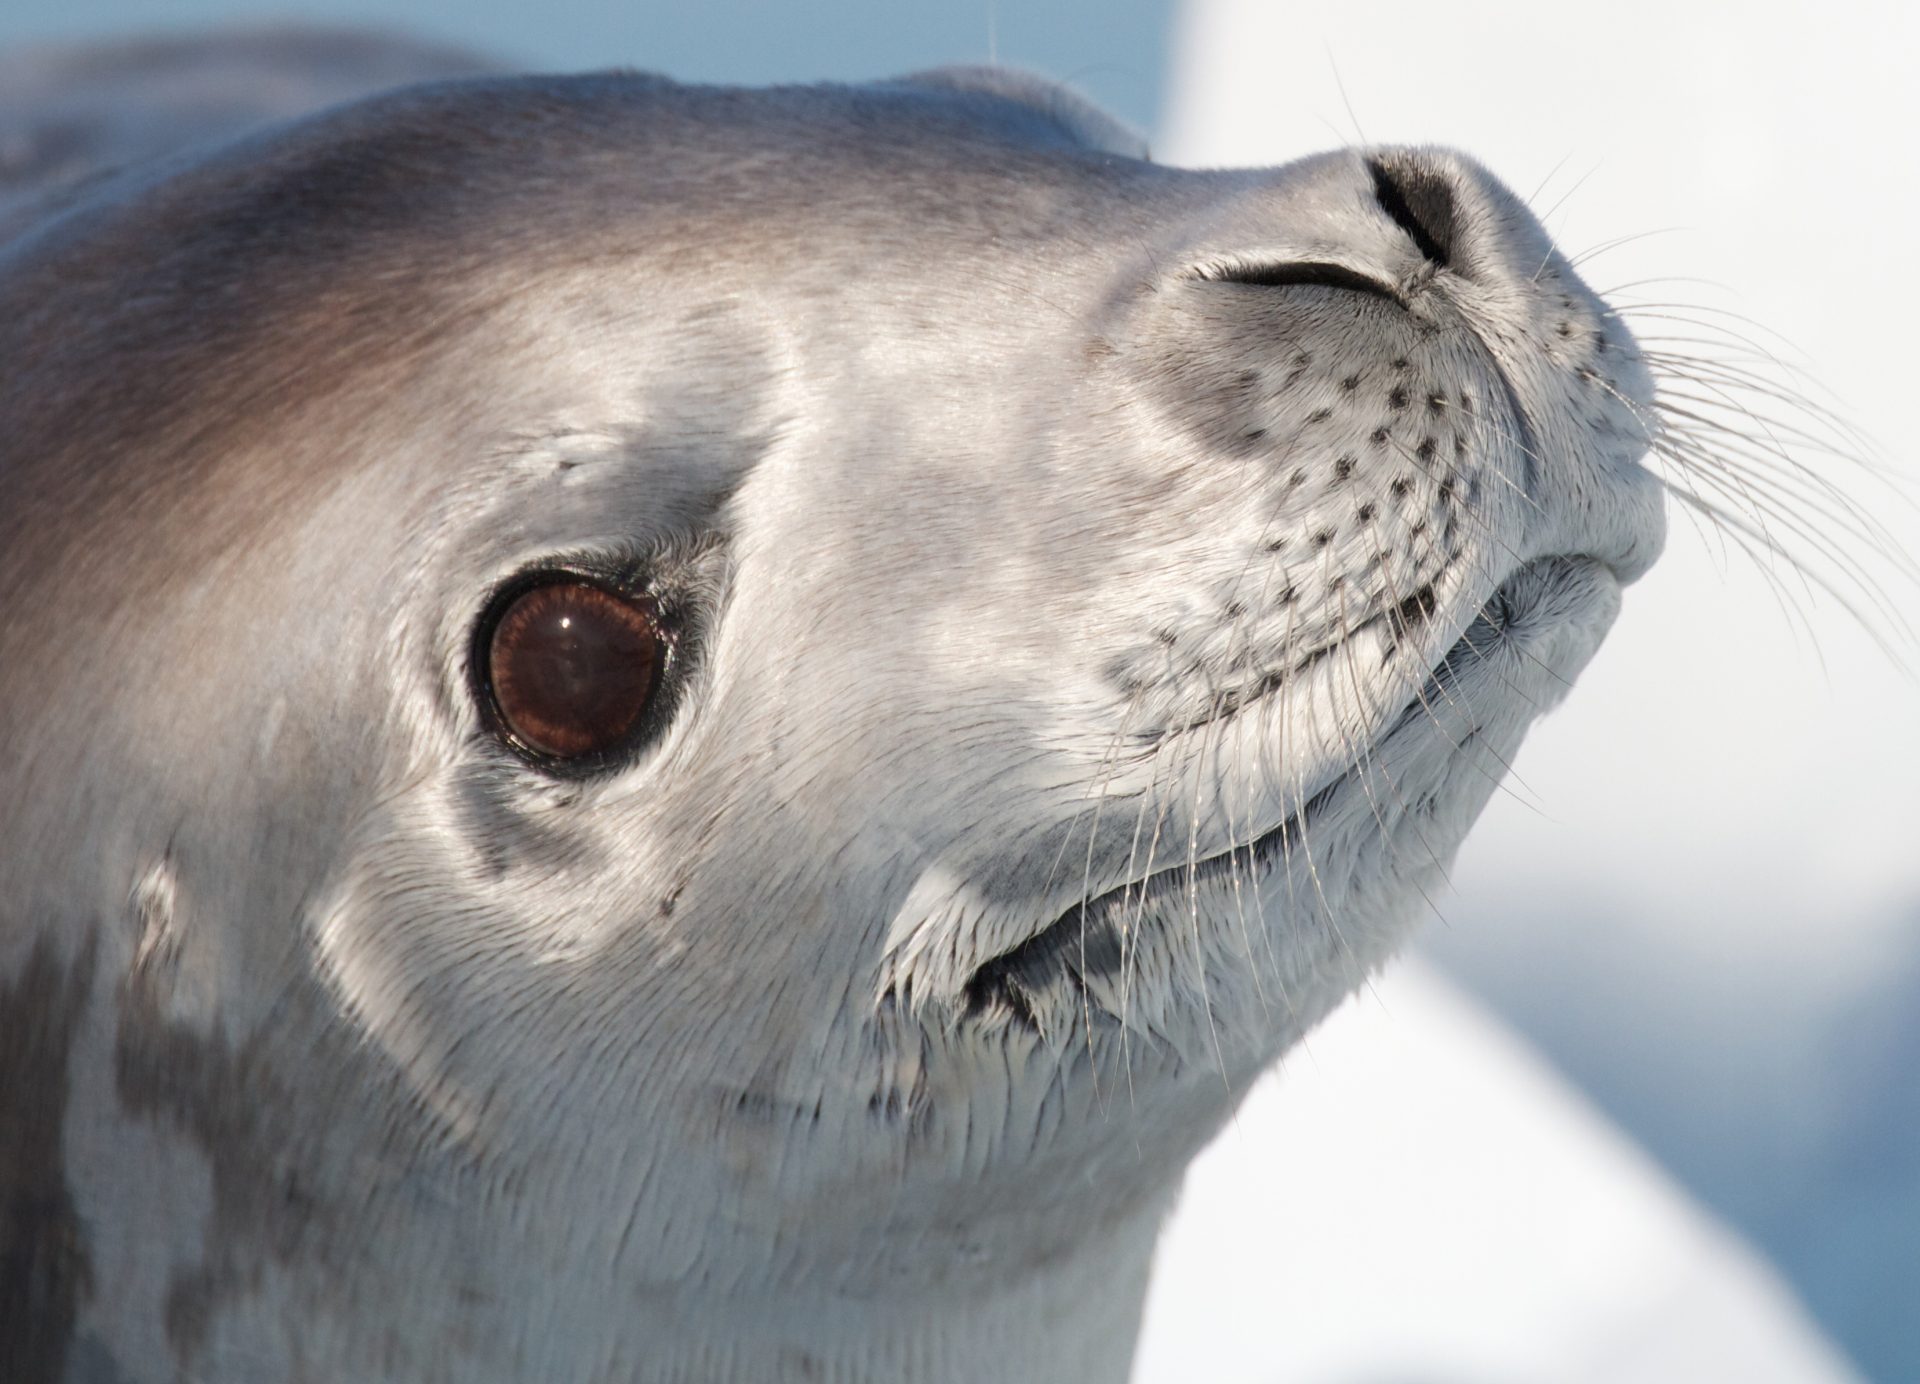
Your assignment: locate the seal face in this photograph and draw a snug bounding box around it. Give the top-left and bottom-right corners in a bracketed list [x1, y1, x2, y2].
[0, 45, 1664, 1383]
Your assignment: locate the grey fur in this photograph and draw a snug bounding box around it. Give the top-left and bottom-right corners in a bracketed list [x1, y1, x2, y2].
[0, 31, 1663, 1384]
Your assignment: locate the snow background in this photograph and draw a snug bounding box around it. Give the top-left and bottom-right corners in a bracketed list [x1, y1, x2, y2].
[1155, 4, 1919, 1378]
[4, 2, 1911, 1378]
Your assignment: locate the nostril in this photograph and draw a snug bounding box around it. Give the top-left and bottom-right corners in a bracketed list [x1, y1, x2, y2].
[1367, 154, 1456, 271]
[1198, 260, 1402, 306]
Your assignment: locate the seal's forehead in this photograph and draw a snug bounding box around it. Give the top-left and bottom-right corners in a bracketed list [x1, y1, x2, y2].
[0, 68, 1167, 593]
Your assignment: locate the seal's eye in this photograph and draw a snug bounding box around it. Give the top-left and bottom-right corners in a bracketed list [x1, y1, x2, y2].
[482, 580, 665, 762]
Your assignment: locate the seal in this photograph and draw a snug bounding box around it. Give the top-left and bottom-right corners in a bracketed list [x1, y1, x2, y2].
[0, 32, 1665, 1384]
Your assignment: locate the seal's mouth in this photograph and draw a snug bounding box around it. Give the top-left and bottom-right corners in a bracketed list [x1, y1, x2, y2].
[960, 557, 1569, 1025]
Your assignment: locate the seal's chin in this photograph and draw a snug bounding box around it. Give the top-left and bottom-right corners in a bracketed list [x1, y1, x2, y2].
[962, 554, 1619, 1026]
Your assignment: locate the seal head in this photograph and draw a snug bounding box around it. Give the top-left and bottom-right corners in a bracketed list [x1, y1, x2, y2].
[0, 59, 1663, 1382]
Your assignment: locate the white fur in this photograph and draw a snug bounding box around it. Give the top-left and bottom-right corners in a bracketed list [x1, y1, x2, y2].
[0, 37, 1664, 1384]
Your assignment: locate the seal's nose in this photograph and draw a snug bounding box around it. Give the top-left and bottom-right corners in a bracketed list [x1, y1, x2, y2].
[1348, 146, 1571, 299]
[1366, 152, 1457, 273]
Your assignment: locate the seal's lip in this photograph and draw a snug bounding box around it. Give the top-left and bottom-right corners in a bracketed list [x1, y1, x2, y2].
[961, 554, 1583, 1020]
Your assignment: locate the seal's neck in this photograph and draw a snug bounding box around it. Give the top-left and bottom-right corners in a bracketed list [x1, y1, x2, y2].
[442, 1195, 1168, 1384]
[633, 1222, 1161, 1383]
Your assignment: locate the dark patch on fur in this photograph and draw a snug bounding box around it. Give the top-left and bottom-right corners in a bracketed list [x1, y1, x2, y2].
[113, 971, 320, 1364]
[0, 932, 99, 1384]
[732, 1087, 824, 1126]
[1391, 583, 1440, 633]
[59, 1331, 139, 1384]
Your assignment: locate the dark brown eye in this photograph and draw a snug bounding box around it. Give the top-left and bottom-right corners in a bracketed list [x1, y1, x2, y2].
[484, 580, 665, 762]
